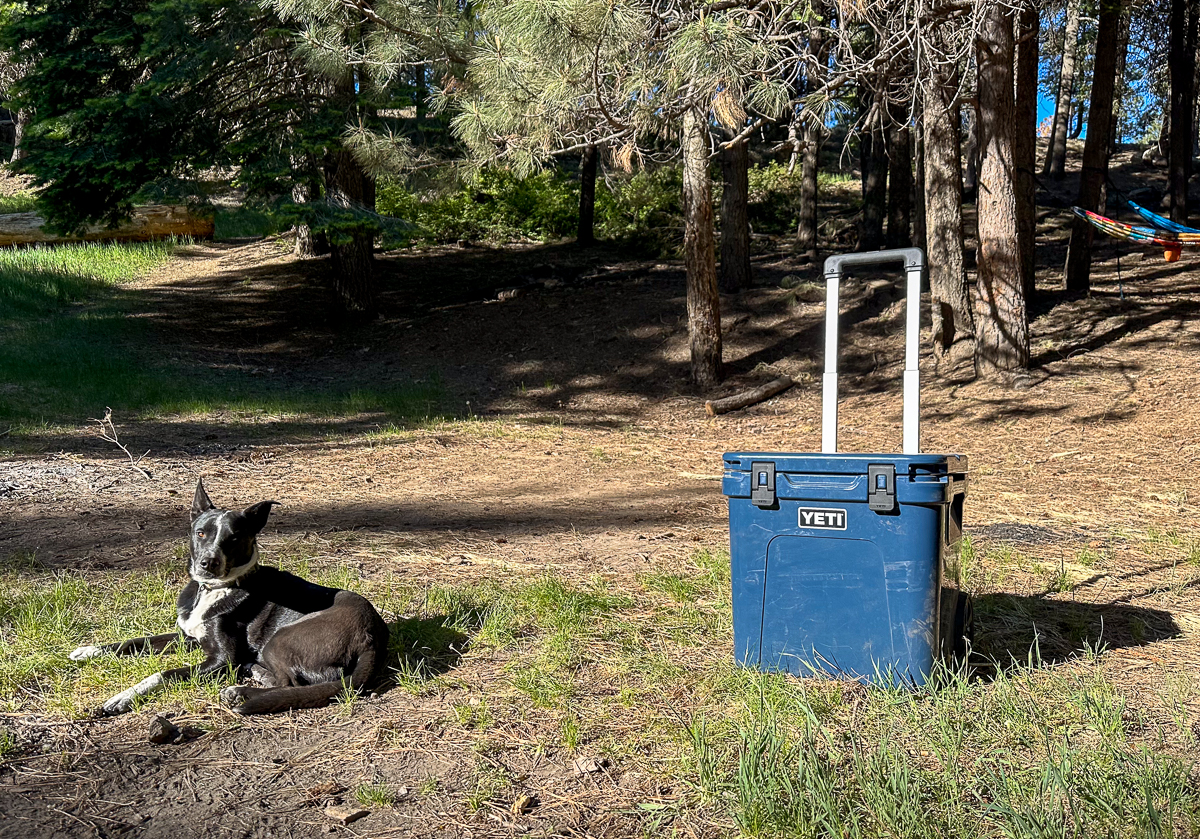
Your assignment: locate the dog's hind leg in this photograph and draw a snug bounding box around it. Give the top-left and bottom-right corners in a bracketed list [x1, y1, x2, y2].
[71, 632, 195, 661]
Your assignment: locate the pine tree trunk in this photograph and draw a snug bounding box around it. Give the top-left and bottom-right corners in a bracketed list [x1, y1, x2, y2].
[719, 139, 751, 293]
[975, 0, 1029, 377]
[10, 108, 28, 164]
[923, 68, 972, 354]
[1064, 0, 1124, 294]
[796, 19, 828, 261]
[797, 117, 822, 262]
[859, 112, 887, 250]
[1015, 0, 1040, 304]
[886, 118, 913, 248]
[324, 147, 376, 317]
[578, 143, 597, 245]
[1113, 10, 1131, 151]
[962, 103, 979, 199]
[1046, 0, 1081, 177]
[913, 108, 927, 253]
[1168, 0, 1198, 224]
[681, 104, 722, 387]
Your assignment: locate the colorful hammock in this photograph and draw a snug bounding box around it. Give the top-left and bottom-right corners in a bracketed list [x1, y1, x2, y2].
[1071, 206, 1199, 261]
[1126, 199, 1200, 235]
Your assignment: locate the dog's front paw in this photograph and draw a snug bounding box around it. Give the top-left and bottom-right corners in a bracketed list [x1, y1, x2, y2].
[102, 688, 138, 716]
[70, 645, 105, 661]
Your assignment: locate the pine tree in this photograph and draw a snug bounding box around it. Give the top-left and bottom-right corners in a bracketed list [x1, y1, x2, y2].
[448, 0, 797, 386]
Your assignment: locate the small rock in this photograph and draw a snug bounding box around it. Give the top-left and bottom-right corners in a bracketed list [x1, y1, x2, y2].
[573, 756, 610, 776]
[306, 780, 345, 800]
[148, 716, 181, 745]
[497, 287, 524, 301]
[324, 804, 369, 825]
[510, 793, 538, 815]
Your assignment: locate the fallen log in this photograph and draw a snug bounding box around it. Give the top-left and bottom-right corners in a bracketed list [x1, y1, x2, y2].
[705, 375, 795, 416]
[0, 204, 213, 247]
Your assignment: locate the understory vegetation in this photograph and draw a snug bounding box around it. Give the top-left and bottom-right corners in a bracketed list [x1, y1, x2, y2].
[3, 538, 1197, 837]
[0, 239, 442, 429]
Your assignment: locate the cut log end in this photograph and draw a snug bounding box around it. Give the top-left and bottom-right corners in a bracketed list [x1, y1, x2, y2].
[705, 375, 794, 416]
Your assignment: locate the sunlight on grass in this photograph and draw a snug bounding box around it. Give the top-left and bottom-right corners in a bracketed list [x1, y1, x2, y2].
[0, 239, 446, 429]
[7, 544, 1198, 837]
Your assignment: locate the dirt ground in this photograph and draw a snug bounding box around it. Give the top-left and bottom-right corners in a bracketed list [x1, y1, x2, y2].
[2, 151, 1200, 838]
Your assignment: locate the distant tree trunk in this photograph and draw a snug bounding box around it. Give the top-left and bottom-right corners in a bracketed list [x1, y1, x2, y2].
[913, 108, 927, 253]
[886, 116, 913, 248]
[962, 102, 979, 199]
[1168, 0, 1198, 224]
[797, 117, 823, 261]
[975, 0, 1029, 377]
[578, 143, 597, 245]
[1113, 10, 1131, 150]
[1069, 94, 1086, 139]
[859, 110, 887, 250]
[785, 112, 802, 175]
[924, 66, 972, 353]
[10, 108, 28, 164]
[719, 139, 751, 293]
[1064, 0, 1124, 293]
[324, 147, 376, 317]
[681, 104, 722, 387]
[797, 19, 828, 261]
[1046, 0, 1082, 177]
[1015, 0, 1040, 304]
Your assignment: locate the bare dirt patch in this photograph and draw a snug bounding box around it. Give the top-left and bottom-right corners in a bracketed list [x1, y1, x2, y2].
[3, 164, 1200, 835]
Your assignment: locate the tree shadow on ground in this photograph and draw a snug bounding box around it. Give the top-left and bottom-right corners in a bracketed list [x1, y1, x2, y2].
[970, 591, 1180, 674]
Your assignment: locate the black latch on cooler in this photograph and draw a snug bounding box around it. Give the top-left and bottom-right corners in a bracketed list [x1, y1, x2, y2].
[750, 461, 776, 508]
[867, 463, 896, 512]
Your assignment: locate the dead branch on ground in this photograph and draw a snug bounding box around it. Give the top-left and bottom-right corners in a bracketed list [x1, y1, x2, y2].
[91, 408, 152, 479]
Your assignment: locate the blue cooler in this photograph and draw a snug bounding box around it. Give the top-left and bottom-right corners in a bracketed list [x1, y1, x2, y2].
[723, 249, 970, 686]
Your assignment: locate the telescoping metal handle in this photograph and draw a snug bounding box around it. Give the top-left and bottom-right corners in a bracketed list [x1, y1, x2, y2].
[821, 248, 925, 455]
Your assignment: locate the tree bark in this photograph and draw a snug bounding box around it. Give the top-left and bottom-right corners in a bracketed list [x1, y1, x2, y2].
[962, 102, 979, 199]
[1015, 0, 1040, 305]
[975, 0, 1029, 377]
[578, 143, 598, 245]
[10, 108, 28, 164]
[1064, 0, 1124, 294]
[1045, 0, 1081, 178]
[886, 117, 913, 248]
[913, 108, 927, 253]
[719, 139, 751, 293]
[1168, 0, 1198, 224]
[797, 116, 823, 261]
[859, 110, 887, 250]
[681, 104, 722, 387]
[324, 147, 376, 317]
[923, 66, 972, 353]
[796, 18, 828, 261]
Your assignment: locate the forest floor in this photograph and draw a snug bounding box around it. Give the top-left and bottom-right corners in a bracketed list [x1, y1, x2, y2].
[2, 147, 1199, 838]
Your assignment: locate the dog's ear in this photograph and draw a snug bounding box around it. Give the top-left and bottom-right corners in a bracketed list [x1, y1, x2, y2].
[240, 500, 278, 535]
[192, 479, 214, 521]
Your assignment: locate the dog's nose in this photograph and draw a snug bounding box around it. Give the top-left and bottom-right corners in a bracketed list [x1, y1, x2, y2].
[199, 557, 213, 571]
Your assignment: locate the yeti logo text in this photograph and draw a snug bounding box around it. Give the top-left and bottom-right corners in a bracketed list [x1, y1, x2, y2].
[798, 508, 847, 530]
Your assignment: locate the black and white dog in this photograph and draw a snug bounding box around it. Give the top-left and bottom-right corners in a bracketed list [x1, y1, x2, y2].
[71, 479, 390, 716]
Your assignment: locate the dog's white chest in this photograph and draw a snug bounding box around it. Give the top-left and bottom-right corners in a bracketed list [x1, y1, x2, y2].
[177, 587, 235, 641]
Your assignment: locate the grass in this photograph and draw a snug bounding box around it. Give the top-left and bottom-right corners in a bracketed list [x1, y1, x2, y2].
[4, 540, 1198, 837]
[0, 192, 40, 214]
[0, 238, 445, 431]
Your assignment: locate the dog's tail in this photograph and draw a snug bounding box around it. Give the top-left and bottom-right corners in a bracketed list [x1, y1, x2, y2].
[232, 615, 389, 716]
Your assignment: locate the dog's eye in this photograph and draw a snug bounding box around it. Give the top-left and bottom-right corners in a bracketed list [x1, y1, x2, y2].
[196, 531, 206, 539]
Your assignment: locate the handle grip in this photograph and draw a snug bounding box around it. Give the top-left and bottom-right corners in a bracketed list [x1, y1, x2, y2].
[820, 248, 925, 455]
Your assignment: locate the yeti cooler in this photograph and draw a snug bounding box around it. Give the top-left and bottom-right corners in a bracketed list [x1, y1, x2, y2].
[723, 248, 970, 686]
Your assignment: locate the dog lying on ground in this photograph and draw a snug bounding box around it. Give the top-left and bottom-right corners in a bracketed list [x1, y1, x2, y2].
[70, 479, 390, 716]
